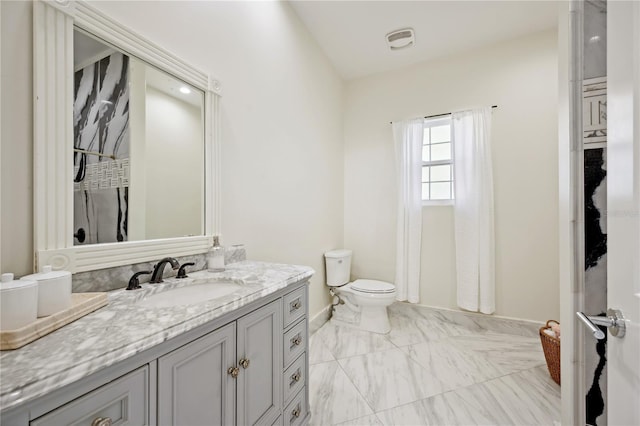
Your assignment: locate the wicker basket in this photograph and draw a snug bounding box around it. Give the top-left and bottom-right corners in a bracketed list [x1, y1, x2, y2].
[540, 320, 561, 385]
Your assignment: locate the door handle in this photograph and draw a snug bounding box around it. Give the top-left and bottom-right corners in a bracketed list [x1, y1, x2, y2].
[576, 309, 626, 340]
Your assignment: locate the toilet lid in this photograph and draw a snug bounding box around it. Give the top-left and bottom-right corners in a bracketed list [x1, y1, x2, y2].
[351, 279, 395, 294]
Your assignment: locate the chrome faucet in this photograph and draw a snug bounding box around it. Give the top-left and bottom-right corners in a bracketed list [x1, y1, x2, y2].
[150, 257, 180, 283]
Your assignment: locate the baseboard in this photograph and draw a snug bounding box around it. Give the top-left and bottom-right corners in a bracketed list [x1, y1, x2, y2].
[309, 304, 332, 335]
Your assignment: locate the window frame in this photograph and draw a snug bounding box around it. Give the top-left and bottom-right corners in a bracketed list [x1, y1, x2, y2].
[422, 115, 454, 206]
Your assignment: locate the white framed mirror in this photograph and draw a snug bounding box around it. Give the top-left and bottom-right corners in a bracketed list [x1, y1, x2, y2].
[33, 0, 221, 273]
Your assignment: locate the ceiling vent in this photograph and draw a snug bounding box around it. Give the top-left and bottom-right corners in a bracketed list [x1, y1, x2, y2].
[386, 28, 415, 51]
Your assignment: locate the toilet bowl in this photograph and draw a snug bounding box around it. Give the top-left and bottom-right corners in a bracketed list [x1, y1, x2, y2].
[324, 250, 396, 334]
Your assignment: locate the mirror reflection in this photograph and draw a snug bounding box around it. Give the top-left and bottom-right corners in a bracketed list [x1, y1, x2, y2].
[73, 29, 205, 245]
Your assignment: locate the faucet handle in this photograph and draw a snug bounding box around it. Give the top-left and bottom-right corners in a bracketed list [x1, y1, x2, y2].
[177, 262, 196, 279]
[127, 271, 152, 290]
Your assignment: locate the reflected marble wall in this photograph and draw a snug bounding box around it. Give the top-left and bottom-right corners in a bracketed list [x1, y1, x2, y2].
[582, 2, 607, 425]
[73, 52, 130, 245]
[584, 147, 607, 426]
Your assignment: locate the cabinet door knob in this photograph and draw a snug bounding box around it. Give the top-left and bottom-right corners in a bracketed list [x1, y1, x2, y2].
[291, 372, 301, 382]
[239, 358, 250, 369]
[292, 407, 301, 418]
[291, 300, 301, 310]
[227, 366, 239, 378]
[92, 418, 113, 426]
[292, 336, 302, 346]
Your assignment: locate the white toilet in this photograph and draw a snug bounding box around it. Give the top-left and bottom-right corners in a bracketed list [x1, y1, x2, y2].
[324, 249, 396, 334]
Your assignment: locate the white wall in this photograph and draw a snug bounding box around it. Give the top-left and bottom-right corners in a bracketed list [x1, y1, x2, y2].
[1, 1, 32, 276]
[344, 30, 559, 322]
[0, 1, 343, 317]
[144, 86, 203, 240]
[128, 57, 147, 242]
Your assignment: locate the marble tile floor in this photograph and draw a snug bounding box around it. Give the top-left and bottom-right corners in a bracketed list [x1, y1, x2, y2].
[308, 302, 560, 426]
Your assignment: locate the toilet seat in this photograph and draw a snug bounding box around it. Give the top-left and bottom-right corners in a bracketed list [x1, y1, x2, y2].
[350, 279, 395, 294]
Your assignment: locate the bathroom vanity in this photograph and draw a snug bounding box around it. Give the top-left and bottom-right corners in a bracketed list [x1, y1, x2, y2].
[0, 261, 313, 426]
[0, 2, 316, 423]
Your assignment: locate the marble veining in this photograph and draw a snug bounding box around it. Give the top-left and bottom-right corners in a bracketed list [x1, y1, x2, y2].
[446, 331, 546, 375]
[339, 348, 444, 411]
[309, 334, 335, 365]
[393, 303, 542, 338]
[308, 361, 373, 425]
[72, 244, 246, 293]
[376, 366, 559, 426]
[0, 259, 312, 411]
[309, 303, 559, 425]
[314, 322, 396, 359]
[335, 415, 383, 426]
[400, 338, 504, 390]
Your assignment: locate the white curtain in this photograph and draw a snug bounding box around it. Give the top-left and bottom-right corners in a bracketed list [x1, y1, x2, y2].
[392, 119, 423, 303]
[452, 108, 495, 314]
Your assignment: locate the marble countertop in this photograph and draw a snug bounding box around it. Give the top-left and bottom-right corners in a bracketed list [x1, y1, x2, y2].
[0, 261, 314, 412]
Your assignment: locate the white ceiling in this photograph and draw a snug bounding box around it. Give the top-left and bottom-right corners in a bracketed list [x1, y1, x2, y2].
[74, 30, 203, 108]
[74, 30, 114, 70]
[289, 1, 559, 80]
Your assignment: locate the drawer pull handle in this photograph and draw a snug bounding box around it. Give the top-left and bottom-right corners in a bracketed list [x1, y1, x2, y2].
[291, 372, 301, 382]
[292, 408, 301, 418]
[239, 358, 250, 369]
[92, 418, 113, 426]
[291, 300, 301, 310]
[227, 366, 239, 378]
[292, 337, 302, 346]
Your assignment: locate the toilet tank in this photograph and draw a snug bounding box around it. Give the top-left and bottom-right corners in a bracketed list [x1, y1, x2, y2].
[324, 249, 352, 286]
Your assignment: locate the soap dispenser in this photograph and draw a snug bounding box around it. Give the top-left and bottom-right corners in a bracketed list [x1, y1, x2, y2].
[207, 236, 225, 272]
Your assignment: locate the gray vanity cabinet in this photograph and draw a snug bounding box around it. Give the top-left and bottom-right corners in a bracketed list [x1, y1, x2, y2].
[236, 300, 282, 426]
[9, 283, 309, 426]
[29, 366, 151, 426]
[157, 323, 236, 426]
[157, 299, 283, 426]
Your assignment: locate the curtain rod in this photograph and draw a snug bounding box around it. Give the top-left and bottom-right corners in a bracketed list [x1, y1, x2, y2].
[390, 105, 498, 124]
[74, 148, 116, 160]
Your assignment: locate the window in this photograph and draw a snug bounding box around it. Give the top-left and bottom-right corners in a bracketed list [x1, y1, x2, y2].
[422, 116, 453, 202]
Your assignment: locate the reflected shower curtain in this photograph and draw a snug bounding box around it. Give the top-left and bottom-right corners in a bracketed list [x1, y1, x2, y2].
[452, 108, 495, 314]
[73, 52, 130, 245]
[392, 119, 424, 303]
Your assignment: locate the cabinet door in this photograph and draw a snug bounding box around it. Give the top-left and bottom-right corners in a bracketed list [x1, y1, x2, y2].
[237, 299, 282, 426]
[158, 323, 236, 426]
[31, 366, 150, 426]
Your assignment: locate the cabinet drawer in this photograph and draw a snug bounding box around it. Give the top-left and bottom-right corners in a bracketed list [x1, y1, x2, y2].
[283, 353, 306, 405]
[31, 366, 149, 426]
[283, 387, 307, 426]
[283, 287, 306, 329]
[283, 319, 307, 368]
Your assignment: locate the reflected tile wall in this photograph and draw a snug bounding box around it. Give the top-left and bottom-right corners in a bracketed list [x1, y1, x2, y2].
[584, 0, 607, 79]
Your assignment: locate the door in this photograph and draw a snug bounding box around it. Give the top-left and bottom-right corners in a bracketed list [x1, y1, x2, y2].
[158, 323, 236, 426]
[236, 299, 282, 426]
[606, 2, 640, 424]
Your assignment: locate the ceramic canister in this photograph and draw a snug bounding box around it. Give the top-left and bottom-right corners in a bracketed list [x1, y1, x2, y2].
[0, 273, 38, 330]
[21, 265, 72, 317]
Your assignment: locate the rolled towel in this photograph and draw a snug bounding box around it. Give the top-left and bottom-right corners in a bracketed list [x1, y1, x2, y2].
[543, 328, 557, 339]
[551, 323, 561, 339]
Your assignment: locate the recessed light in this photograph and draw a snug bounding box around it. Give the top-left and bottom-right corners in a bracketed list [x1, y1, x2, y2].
[386, 28, 415, 51]
[179, 87, 191, 94]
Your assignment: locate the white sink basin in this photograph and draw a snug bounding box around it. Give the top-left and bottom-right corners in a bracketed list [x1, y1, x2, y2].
[138, 282, 242, 308]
